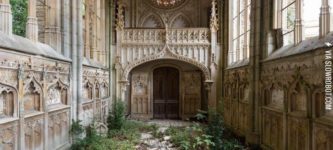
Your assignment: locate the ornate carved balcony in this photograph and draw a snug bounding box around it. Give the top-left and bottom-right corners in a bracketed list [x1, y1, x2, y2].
[119, 28, 211, 70]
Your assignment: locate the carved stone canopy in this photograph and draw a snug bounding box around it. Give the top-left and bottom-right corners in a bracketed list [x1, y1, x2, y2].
[148, 0, 186, 9]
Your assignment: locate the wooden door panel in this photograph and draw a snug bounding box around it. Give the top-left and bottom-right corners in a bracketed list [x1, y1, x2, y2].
[153, 67, 179, 119]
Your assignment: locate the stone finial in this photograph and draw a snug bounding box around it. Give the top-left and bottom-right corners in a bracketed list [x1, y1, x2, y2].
[116, 0, 125, 31]
[26, 0, 38, 42]
[210, 0, 219, 32]
[0, 0, 12, 35]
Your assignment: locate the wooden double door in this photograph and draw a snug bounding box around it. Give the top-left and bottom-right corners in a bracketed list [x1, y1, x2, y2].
[153, 67, 179, 119]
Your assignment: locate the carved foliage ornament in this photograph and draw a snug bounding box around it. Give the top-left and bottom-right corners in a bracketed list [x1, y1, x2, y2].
[148, 0, 186, 9]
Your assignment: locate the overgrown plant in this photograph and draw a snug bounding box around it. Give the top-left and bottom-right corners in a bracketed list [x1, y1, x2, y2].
[10, 0, 28, 36]
[166, 123, 215, 150]
[107, 100, 125, 131]
[69, 120, 84, 144]
[206, 110, 224, 150]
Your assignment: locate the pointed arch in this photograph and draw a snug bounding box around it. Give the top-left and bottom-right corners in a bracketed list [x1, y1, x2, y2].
[23, 76, 43, 112]
[140, 13, 164, 28]
[170, 13, 192, 28]
[122, 45, 210, 81]
[47, 79, 70, 106]
[83, 80, 94, 100]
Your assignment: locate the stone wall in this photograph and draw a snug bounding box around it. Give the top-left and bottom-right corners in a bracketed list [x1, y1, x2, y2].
[0, 0, 112, 149]
[220, 0, 333, 149]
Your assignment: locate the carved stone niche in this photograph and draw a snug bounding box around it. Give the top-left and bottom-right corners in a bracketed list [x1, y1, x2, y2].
[239, 84, 249, 102]
[83, 81, 93, 100]
[23, 80, 42, 114]
[264, 84, 284, 109]
[314, 90, 333, 118]
[47, 81, 69, 106]
[95, 83, 100, 99]
[100, 82, 109, 98]
[0, 83, 17, 118]
[290, 82, 308, 114]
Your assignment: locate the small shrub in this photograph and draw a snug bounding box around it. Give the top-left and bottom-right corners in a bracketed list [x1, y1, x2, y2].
[194, 110, 208, 122]
[107, 100, 125, 131]
[206, 110, 224, 150]
[166, 124, 214, 150]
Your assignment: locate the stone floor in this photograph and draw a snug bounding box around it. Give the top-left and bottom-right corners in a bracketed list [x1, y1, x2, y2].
[136, 120, 191, 150]
[146, 120, 192, 127]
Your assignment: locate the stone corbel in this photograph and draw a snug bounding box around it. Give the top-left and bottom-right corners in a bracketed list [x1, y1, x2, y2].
[204, 80, 214, 92]
[204, 80, 216, 109]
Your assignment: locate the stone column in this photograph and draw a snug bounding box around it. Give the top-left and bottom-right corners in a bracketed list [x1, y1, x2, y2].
[115, 0, 125, 100]
[62, 0, 71, 57]
[91, 1, 98, 62]
[77, 0, 84, 121]
[71, 0, 78, 121]
[209, 0, 219, 109]
[94, 0, 101, 62]
[294, 0, 303, 44]
[84, 0, 91, 58]
[320, 0, 330, 37]
[17, 64, 25, 150]
[41, 68, 48, 150]
[26, 0, 38, 42]
[204, 81, 214, 108]
[0, 0, 12, 35]
[109, 0, 115, 108]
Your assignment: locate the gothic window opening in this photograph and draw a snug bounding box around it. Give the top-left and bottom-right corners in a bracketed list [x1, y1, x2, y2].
[303, 0, 320, 39]
[229, 0, 251, 65]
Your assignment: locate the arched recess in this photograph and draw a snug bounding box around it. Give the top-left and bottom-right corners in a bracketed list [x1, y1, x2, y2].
[121, 46, 211, 82]
[23, 77, 43, 113]
[128, 60, 207, 120]
[94, 80, 100, 99]
[83, 80, 94, 100]
[263, 83, 285, 109]
[140, 13, 164, 28]
[0, 83, 18, 118]
[170, 13, 192, 28]
[100, 81, 109, 99]
[288, 77, 310, 114]
[47, 79, 70, 106]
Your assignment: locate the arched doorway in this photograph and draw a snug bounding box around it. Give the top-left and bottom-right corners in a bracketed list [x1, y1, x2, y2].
[153, 67, 180, 119]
